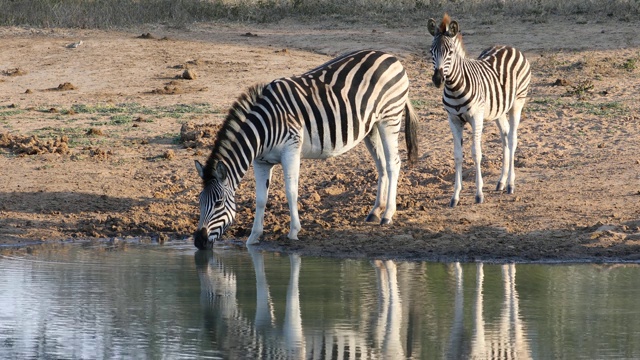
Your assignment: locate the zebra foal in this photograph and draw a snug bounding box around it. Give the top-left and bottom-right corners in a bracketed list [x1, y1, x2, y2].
[194, 50, 419, 250]
[428, 14, 531, 207]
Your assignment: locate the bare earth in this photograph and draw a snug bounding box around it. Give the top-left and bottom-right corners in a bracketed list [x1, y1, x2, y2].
[1, 16, 639, 262]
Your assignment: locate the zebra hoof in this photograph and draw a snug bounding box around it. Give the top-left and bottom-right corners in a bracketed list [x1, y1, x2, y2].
[496, 182, 505, 191]
[506, 185, 515, 194]
[475, 194, 484, 204]
[449, 198, 459, 208]
[380, 218, 392, 225]
[365, 214, 380, 223]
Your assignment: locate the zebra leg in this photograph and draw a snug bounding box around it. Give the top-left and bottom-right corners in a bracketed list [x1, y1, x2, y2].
[506, 100, 524, 194]
[377, 120, 401, 224]
[449, 116, 464, 207]
[281, 150, 302, 240]
[471, 115, 485, 204]
[495, 115, 510, 192]
[247, 161, 275, 245]
[363, 127, 387, 223]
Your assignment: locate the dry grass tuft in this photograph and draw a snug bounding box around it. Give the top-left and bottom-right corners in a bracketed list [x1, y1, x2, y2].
[0, 0, 639, 28]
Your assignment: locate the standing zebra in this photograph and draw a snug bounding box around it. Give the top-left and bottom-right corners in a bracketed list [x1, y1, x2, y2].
[427, 14, 531, 207]
[194, 50, 419, 250]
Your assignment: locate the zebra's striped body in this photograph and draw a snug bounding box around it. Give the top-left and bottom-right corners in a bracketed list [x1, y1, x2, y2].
[194, 50, 419, 249]
[428, 14, 531, 207]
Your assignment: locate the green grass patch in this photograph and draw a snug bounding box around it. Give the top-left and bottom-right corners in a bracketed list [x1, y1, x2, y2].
[527, 97, 628, 118]
[524, 97, 564, 113]
[572, 101, 628, 117]
[617, 56, 639, 71]
[566, 80, 595, 97]
[410, 99, 431, 110]
[72, 103, 137, 115]
[0, 109, 24, 117]
[110, 115, 132, 125]
[72, 102, 217, 120]
[159, 103, 218, 119]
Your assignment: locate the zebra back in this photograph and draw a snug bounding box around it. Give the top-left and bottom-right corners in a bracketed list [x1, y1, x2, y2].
[476, 46, 531, 116]
[201, 50, 417, 185]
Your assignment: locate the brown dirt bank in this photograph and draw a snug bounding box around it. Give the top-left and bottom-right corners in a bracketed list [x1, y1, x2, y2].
[0, 16, 639, 262]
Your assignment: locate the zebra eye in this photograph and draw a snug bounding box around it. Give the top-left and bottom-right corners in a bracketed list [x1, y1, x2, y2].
[214, 200, 224, 208]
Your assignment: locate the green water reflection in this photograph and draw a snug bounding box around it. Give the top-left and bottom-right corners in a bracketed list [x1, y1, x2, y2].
[0, 243, 638, 359]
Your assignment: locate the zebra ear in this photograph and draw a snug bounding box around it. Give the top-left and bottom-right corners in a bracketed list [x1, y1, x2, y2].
[214, 161, 228, 182]
[448, 21, 459, 37]
[427, 18, 437, 36]
[195, 160, 205, 179]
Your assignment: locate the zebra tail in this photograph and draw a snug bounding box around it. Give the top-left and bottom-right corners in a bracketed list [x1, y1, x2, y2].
[404, 101, 419, 167]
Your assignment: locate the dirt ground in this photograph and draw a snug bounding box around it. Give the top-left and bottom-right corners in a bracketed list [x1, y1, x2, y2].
[1, 15, 639, 262]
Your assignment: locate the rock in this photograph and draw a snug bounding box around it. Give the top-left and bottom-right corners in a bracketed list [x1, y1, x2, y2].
[182, 69, 197, 80]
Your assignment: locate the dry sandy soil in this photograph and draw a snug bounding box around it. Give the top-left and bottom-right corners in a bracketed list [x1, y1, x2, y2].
[1, 15, 639, 262]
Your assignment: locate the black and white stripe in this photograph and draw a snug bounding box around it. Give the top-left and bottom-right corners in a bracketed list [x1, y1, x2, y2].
[428, 14, 531, 207]
[194, 50, 419, 249]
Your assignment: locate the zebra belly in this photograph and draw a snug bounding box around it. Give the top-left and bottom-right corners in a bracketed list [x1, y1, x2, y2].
[445, 98, 507, 122]
[300, 140, 360, 159]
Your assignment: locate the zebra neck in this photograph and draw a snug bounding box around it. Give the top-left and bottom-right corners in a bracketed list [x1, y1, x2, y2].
[217, 127, 263, 191]
[444, 57, 473, 95]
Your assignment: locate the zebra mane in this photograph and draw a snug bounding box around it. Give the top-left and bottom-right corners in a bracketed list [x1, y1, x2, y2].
[438, 13, 452, 34]
[202, 83, 268, 183]
[438, 13, 467, 57]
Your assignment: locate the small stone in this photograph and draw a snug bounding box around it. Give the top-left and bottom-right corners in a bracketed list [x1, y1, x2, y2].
[182, 69, 197, 80]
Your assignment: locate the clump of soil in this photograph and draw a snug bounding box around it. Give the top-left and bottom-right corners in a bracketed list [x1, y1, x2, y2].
[47, 82, 77, 91]
[58, 82, 76, 90]
[179, 122, 222, 148]
[182, 69, 197, 80]
[150, 84, 182, 95]
[86, 147, 112, 160]
[137, 33, 155, 39]
[554, 78, 570, 86]
[2, 68, 27, 76]
[86, 128, 104, 136]
[0, 133, 70, 155]
[163, 149, 175, 160]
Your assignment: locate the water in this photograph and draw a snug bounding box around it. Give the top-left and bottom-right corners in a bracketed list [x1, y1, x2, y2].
[1, 242, 639, 359]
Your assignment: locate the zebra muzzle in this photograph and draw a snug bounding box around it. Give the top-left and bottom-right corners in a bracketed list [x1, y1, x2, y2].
[194, 227, 211, 250]
[432, 68, 444, 88]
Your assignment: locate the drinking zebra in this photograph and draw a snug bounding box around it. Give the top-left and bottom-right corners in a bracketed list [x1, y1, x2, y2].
[194, 50, 419, 249]
[427, 14, 531, 207]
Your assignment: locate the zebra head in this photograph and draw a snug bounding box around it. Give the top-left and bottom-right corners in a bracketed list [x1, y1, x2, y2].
[194, 160, 237, 250]
[427, 14, 461, 88]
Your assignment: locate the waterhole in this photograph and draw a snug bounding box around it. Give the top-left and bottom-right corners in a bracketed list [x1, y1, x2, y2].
[1, 241, 639, 359]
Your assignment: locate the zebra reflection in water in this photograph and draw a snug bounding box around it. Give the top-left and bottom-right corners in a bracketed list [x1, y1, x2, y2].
[194, 251, 535, 359]
[447, 262, 532, 360]
[194, 251, 406, 359]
